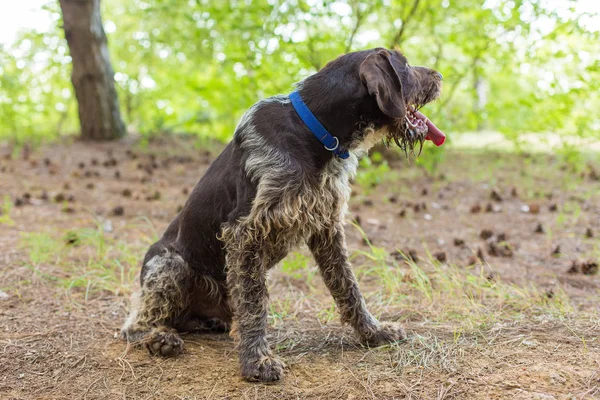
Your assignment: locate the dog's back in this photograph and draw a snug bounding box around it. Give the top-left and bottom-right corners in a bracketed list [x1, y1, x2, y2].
[144, 97, 299, 280]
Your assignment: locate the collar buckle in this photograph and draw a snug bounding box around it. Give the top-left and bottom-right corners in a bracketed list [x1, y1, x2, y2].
[323, 136, 339, 151]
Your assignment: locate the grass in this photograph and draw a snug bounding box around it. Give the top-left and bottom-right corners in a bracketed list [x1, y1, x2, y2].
[349, 224, 574, 333]
[555, 200, 583, 228]
[269, 294, 301, 328]
[384, 332, 467, 373]
[18, 218, 152, 300]
[0, 195, 15, 226]
[267, 219, 579, 361]
[18, 232, 63, 284]
[355, 152, 393, 195]
[280, 251, 315, 283]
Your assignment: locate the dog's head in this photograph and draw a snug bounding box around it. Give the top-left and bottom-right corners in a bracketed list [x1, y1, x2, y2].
[358, 48, 443, 153]
[301, 48, 444, 156]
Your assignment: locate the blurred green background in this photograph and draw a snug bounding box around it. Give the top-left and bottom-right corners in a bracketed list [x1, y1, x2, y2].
[1, 0, 599, 146]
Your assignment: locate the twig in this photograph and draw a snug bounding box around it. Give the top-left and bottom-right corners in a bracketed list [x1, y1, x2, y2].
[438, 41, 492, 111]
[389, 0, 422, 48]
[206, 380, 219, 400]
[82, 376, 103, 400]
[117, 354, 137, 382]
[345, 0, 367, 53]
[306, 38, 321, 71]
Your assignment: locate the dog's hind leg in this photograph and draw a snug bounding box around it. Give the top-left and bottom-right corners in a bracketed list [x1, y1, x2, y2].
[121, 246, 193, 357]
[308, 224, 407, 346]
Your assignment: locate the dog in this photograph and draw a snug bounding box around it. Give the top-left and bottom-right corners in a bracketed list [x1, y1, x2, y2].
[121, 47, 444, 382]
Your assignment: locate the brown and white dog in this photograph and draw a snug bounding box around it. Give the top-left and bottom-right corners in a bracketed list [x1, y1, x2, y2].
[121, 48, 444, 382]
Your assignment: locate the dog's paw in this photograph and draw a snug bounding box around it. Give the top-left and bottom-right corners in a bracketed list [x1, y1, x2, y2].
[361, 322, 407, 347]
[241, 355, 285, 382]
[146, 329, 184, 357]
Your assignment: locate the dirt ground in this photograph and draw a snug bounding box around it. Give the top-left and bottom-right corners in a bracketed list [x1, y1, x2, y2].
[1, 135, 599, 399]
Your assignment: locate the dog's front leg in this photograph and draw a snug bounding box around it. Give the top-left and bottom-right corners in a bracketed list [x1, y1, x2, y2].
[308, 225, 407, 346]
[227, 249, 285, 382]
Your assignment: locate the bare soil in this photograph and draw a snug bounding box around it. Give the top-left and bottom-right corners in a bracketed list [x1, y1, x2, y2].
[1, 136, 599, 399]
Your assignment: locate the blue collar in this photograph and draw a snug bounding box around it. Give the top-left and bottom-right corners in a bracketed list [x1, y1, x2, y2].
[289, 91, 349, 159]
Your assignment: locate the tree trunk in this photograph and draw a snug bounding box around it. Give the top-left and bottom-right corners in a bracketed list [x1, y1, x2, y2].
[59, 0, 126, 141]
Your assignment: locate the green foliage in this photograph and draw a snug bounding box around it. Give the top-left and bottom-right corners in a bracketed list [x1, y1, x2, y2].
[1, 0, 599, 147]
[280, 251, 313, 280]
[556, 142, 585, 172]
[416, 143, 446, 175]
[19, 223, 142, 298]
[20, 232, 62, 266]
[355, 152, 391, 192]
[0, 196, 15, 226]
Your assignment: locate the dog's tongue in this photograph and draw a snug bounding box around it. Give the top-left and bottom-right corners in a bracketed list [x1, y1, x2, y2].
[414, 110, 446, 146]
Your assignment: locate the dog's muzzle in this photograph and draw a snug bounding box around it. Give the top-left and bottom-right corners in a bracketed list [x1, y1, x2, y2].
[405, 107, 445, 147]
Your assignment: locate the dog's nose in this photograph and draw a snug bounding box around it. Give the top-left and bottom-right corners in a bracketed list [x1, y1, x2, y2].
[436, 71, 443, 80]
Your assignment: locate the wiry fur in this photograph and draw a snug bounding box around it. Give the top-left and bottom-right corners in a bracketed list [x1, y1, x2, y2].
[121, 47, 442, 382]
[128, 249, 191, 332]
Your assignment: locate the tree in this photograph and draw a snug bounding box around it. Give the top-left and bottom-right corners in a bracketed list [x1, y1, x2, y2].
[58, 0, 125, 141]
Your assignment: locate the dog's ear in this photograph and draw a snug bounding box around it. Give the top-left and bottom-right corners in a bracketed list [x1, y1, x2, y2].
[359, 50, 406, 119]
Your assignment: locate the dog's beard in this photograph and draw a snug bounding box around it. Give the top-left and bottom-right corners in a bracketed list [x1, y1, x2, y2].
[385, 105, 427, 157]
